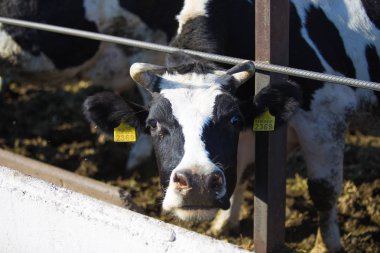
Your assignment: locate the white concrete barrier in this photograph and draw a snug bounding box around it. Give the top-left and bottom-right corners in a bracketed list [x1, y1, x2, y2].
[0, 166, 249, 253]
[0, 149, 140, 211]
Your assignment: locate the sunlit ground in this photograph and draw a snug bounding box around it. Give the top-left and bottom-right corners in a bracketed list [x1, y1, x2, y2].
[0, 82, 379, 252]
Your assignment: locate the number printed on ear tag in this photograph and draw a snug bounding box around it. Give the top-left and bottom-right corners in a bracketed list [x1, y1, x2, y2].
[114, 122, 137, 142]
[253, 110, 275, 131]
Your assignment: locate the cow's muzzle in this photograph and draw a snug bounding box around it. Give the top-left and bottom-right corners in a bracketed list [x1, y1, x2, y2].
[163, 168, 230, 221]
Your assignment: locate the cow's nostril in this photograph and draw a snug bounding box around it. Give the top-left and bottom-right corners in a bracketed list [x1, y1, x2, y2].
[206, 171, 224, 192]
[173, 172, 189, 189]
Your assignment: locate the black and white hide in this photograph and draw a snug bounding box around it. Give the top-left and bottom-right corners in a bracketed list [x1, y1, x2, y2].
[0, 0, 183, 89]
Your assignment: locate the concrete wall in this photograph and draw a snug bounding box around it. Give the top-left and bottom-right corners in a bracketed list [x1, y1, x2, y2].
[0, 166, 250, 253]
[0, 149, 140, 212]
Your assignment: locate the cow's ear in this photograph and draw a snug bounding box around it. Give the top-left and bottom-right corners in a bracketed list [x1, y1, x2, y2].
[251, 80, 302, 127]
[130, 63, 167, 93]
[83, 92, 148, 136]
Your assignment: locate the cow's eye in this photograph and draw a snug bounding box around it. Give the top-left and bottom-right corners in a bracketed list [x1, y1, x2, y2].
[230, 115, 242, 127]
[147, 119, 158, 129]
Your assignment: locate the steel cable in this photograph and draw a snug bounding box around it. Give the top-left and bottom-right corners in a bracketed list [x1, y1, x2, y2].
[0, 17, 379, 91]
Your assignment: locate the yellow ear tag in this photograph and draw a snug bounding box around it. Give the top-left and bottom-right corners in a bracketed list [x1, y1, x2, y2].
[114, 122, 136, 142]
[253, 110, 275, 131]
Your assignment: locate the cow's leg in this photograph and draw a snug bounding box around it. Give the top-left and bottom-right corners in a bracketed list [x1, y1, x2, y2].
[309, 179, 343, 253]
[209, 130, 254, 235]
[290, 112, 346, 253]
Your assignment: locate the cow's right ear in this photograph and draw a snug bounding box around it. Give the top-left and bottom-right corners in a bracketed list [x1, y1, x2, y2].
[83, 92, 148, 136]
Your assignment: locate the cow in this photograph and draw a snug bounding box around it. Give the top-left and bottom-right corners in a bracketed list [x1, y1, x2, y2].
[0, 0, 183, 170]
[0, 0, 185, 89]
[83, 0, 380, 252]
[83, 0, 299, 244]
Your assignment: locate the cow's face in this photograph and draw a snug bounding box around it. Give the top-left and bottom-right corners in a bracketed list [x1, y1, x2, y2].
[130, 62, 254, 221]
[84, 61, 299, 221]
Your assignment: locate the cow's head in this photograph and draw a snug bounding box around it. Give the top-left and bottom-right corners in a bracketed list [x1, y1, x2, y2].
[83, 61, 300, 221]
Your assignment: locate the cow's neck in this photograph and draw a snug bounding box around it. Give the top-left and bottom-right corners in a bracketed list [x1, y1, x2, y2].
[171, 0, 227, 55]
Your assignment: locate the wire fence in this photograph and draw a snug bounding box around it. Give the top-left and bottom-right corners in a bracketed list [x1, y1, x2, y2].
[0, 16, 379, 91]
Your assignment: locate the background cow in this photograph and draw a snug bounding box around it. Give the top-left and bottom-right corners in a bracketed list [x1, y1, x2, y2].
[0, 0, 186, 89]
[84, 0, 380, 252]
[0, 0, 183, 89]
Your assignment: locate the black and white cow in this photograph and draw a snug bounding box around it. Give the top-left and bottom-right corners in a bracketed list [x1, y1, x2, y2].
[0, 0, 184, 89]
[83, 0, 299, 241]
[83, 0, 380, 252]
[83, 0, 300, 217]
[0, 0, 183, 170]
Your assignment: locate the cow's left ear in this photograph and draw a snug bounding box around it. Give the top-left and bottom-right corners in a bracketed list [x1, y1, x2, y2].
[83, 92, 148, 136]
[251, 80, 302, 127]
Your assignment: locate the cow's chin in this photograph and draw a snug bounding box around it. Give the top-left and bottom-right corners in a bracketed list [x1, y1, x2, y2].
[172, 207, 219, 222]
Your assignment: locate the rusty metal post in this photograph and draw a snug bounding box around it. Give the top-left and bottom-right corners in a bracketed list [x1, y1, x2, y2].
[254, 0, 289, 252]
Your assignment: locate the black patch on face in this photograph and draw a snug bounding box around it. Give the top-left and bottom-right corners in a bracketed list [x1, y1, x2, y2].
[361, 0, 380, 29]
[306, 5, 356, 79]
[202, 94, 241, 197]
[289, 3, 324, 111]
[0, 0, 100, 69]
[147, 95, 184, 189]
[118, 0, 183, 40]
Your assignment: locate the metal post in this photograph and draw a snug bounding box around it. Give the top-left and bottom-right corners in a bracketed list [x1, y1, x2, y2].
[254, 1, 289, 252]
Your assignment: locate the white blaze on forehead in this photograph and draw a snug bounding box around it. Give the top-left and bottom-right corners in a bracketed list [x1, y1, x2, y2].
[177, 0, 210, 34]
[160, 72, 223, 169]
[160, 72, 227, 212]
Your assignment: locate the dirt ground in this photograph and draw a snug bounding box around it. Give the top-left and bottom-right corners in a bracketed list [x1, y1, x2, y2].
[0, 81, 379, 252]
